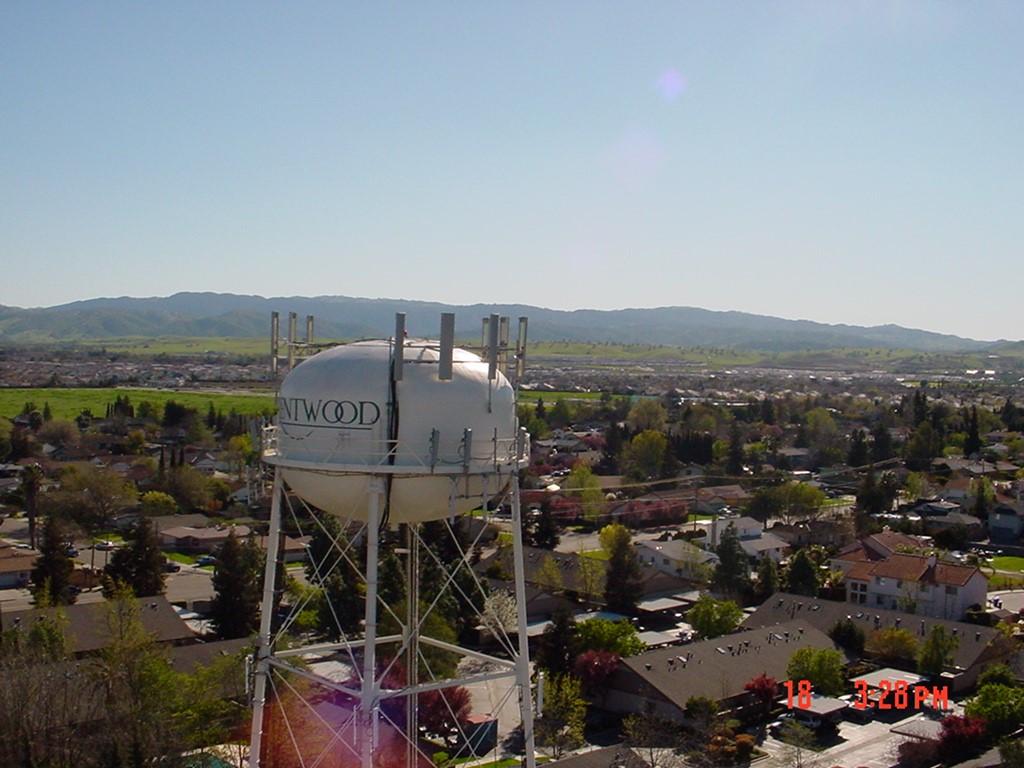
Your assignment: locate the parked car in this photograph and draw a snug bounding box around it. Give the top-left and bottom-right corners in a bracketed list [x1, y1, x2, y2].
[65, 545, 79, 557]
[839, 694, 875, 723]
[769, 710, 825, 737]
[196, 555, 218, 566]
[164, 560, 182, 573]
[94, 540, 117, 551]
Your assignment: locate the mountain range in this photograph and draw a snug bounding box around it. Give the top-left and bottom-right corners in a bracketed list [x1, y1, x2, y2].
[0, 293, 1014, 353]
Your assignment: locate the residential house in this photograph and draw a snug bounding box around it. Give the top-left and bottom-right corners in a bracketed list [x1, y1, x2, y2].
[603, 618, 835, 722]
[842, 553, 987, 621]
[1, 596, 194, 656]
[830, 531, 933, 575]
[989, 502, 1024, 541]
[769, 519, 853, 550]
[707, 517, 788, 563]
[159, 524, 252, 554]
[634, 539, 718, 582]
[743, 593, 1015, 692]
[0, 544, 36, 589]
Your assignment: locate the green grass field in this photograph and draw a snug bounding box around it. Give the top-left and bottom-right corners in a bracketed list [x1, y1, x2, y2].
[991, 556, 1024, 573]
[0, 387, 276, 421]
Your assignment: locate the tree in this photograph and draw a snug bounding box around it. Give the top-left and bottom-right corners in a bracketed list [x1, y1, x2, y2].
[601, 523, 643, 614]
[19, 463, 44, 550]
[827, 618, 866, 656]
[210, 532, 263, 638]
[623, 429, 670, 481]
[576, 617, 645, 656]
[725, 421, 745, 476]
[965, 683, 1024, 738]
[562, 464, 605, 526]
[103, 517, 167, 597]
[786, 646, 845, 696]
[687, 595, 743, 640]
[999, 738, 1024, 768]
[905, 421, 943, 471]
[847, 429, 869, 467]
[524, 502, 561, 549]
[44, 465, 138, 560]
[711, 523, 751, 598]
[31, 515, 76, 605]
[977, 664, 1016, 689]
[964, 406, 982, 458]
[870, 421, 895, 463]
[536, 674, 586, 758]
[755, 555, 780, 600]
[306, 510, 363, 637]
[535, 555, 564, 593]
[865, 627, 919, 666]
[576, 548, 605, 602]
[938, 715, 988, 764]
[573, 650, 619, 697]
[683, 695, 718, 731]
[535, 606, 579, 674]
[917, 625, 959, 677]
[629, 399, 668, 432]
[623, 708, 685, 768]
[784, 549, 819, 597]
[480, 589, 517, 638]
[744, 673, 778, 717]
[139, 490, 178, 516]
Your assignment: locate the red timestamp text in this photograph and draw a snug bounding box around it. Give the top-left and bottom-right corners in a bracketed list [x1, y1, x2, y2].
[784, 680, 950, 711]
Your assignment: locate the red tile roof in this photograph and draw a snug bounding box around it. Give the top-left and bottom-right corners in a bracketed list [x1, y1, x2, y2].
[845, 553, 980, 587]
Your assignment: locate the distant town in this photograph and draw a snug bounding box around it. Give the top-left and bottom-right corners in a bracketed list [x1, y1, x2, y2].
[1, 340, 1023, 768]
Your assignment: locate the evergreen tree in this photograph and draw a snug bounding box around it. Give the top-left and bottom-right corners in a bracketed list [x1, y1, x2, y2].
[601, 524, 643, 614]
[210, 532, 263, 639]
[847, 429, 869, 468]
[19, 463, 44, 550]
[524, 501, 561, 549]
[964, 406, 982, 458]
[828, 618, 866, 656]
[31, 516, 77, 606]
[785, 549, 819, 597]
[102, 517, 167, 598]
[755, 554, 780, 600]
[535, 605, 579, 674]
[1001, 398, 1022, 431]
[912, 389, 929, 427]
[711, 523, 751, 598]
[760, 398, 776, 425]
[725, 421, 745, 476]
[305, 511, 364, 637]
[870, 422, 895, 463]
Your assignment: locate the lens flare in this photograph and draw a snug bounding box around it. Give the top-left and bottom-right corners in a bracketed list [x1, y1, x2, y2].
[655, 68, 687, 101]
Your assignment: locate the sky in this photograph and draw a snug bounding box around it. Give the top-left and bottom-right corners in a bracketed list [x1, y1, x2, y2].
[2, 2, 1022, 341]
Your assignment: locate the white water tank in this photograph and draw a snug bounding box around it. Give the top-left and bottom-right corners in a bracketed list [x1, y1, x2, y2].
[266, 339, 526, 523]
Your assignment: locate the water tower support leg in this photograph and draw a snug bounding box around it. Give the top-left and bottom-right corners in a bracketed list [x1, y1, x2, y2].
[249, 470, 284, 768]
[510, 479, 537, 768]
[361, 478, 384, 768]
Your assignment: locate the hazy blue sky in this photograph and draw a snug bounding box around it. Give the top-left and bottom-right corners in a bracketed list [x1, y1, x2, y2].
[2, 2, 1021, 340]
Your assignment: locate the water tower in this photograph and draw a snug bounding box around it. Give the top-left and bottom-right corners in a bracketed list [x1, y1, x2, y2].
[249, 313, 537, 768]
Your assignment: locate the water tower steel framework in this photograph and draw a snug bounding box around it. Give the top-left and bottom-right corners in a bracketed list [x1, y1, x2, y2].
[249, 312, 537, 768]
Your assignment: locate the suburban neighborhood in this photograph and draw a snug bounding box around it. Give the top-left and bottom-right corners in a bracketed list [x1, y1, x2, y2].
[2, 344, 1024, 768]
